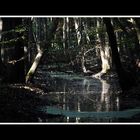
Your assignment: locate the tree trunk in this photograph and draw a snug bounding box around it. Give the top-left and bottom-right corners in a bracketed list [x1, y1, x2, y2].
[74, 18, 82, 46]
[116, 18, 140, 59]
[103, 18, 135, 90]
[81, 19, 92, 73]
[93, 18, 111, 78]
[74, 18, 93, 73]
[100, 79, 110, 111]
[132, 18, 140, 45]
[26, 49, 43, 83]
[63, 18, 69, 55]
[0, 18, 3, 76]
[25, 18, 58, 83]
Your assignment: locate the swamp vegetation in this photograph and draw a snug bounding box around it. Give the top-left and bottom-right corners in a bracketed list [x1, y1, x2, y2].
[0, 17, 140, 122]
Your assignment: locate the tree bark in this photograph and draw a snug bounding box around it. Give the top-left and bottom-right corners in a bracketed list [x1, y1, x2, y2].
[103, 18, 135, 90]
[25, 18, 58, 83]
[132, 18, 140, 45]
[25, 49, 43, 83]
[0, 18, 3, 76]
[93, 18, 111, 78]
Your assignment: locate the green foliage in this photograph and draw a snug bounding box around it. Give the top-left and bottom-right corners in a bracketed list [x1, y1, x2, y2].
[0, 24, 28, 46]
[1, 25, 27, 36]
[0, 36, 25, 45]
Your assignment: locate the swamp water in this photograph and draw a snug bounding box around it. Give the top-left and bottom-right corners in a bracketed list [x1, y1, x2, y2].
[34, 71, 140, 122]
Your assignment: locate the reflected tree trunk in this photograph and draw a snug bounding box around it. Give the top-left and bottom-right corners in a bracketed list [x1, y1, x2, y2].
[98, 78, 120, 112]
[76, 96, 80, 122]
[100, 79, 110, 111]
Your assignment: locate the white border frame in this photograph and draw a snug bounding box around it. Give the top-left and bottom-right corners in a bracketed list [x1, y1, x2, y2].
[0, 15, 140, 17]
[0, 15, 140, 125]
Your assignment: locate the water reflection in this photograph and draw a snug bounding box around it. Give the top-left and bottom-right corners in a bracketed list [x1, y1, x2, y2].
[99, 79, 120, 112]
[39, 72, 122, 122]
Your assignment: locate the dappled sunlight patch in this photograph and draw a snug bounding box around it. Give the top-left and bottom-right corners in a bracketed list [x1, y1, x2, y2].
[7, 84, 45, 95]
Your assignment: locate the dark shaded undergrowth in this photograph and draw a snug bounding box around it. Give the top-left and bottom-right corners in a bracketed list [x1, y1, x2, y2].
[0, 84, 50, 122]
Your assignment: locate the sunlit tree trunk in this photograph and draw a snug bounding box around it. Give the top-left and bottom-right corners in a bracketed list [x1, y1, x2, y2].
[0, 18, 4, 77]
[66, 18, 70, 51]
[81, 19, 92, 73]
[26, 48, 43, 83]
[26, 18, 58, 83]
[93, 18, 111, 78]
[99, 20, 111, 74]
[63, 18, 66, 54]
[83, 19, 90, 44]
[74, 18, 93, 73]
[73, 18, 83, 72]
[74, 18, 82, 46]
[100, 45, 111, 73]
[63, 17, 69, 55]
[23, 18, 33, 75]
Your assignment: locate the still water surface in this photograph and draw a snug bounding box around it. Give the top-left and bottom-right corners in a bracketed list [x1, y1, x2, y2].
[35, 72, 140, 122]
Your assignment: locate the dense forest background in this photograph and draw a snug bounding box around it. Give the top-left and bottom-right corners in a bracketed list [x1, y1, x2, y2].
[0, 17, 140, 122]
[0, 17, 140, 89]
